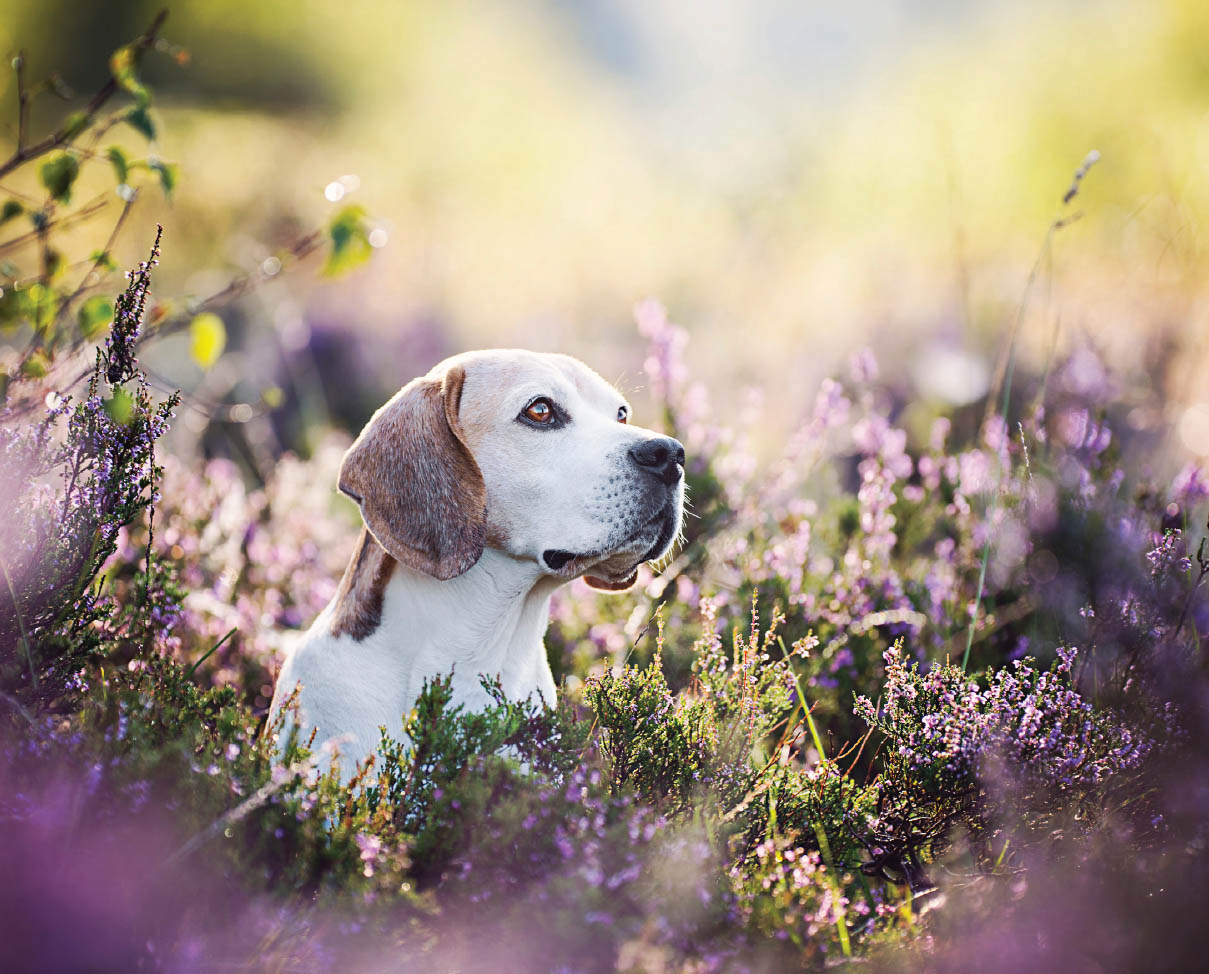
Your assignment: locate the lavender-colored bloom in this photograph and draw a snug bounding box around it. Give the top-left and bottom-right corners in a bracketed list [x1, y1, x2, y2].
[1173, 463, 1209, 506]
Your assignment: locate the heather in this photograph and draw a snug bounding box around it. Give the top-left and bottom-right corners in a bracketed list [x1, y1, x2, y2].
[2, 11, 1209, 974]
[1, 238, 1206, 967]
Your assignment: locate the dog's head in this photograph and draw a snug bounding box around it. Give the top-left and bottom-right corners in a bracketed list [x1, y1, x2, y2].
[337, 350, 684, 590]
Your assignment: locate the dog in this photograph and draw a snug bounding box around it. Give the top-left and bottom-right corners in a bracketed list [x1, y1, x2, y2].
[268, 349, 685, 777]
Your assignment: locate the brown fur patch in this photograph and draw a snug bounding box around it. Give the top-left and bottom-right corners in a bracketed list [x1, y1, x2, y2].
[485, 523, 511, 547]
[338, 364, 487, 580]
[330, 528, 396, 640]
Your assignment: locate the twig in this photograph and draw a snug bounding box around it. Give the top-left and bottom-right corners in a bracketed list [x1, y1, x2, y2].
[37, 201, 52, 284]
[0, 195, 109, 256]
[620, 601, 664, 667]
[0, 10, 169, 181]
[173, 229, 324, 320]
[143, 370, 269, 423]
[14, 53, 29, 154]
[162, 754, 314, 869]
[844, 725, 875, 778]
[0, 181, 40, 205]
[59, 193, 136, 317]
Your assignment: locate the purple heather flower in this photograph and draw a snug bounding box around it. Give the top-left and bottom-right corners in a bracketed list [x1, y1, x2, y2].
[1173, 463, 1209, 506]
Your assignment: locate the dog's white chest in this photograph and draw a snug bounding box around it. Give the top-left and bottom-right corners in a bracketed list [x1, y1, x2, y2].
[269, 549, 557, 777]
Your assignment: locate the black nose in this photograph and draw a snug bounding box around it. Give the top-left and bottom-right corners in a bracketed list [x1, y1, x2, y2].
[629, 436, 685, 486]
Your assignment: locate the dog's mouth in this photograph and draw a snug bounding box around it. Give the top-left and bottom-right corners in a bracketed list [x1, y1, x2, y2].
[542, 503, 679, 579]
[640, 504, 680, 563]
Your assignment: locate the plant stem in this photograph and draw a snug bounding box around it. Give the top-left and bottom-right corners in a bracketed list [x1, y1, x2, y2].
[14, 51, 29, 153]
[812, 820, 853, 957]
[778, 636, 825, 758]
[0, 553, 37, 690]
[186, 627, 238, 679]
[964, 151, 1098, 671]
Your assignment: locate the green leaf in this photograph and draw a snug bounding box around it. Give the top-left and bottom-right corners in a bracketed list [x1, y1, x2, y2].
[107, 146, 129, 184]
[189, 312, 226, 370]
[77, 296, 114, 341]
[21, 350, 49, 378]
[0, 286, 21, 331]
[60, 111, 90, 140]
[39, 153, 80, 203]
[324, 205, 373, 277]
[89, 250, 117, 272]
[148, 159, 177, 199]
[110, 45, 151, 107]
[103, 387, 134, 425]
[26, 283, 57, 333]
[124, 106, 156, 141]
[0, 200, 21, 225]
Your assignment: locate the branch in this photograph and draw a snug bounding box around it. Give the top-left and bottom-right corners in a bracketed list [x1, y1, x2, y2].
[0, 9, 168, 181]
[14, 52, 29, 153]
[161, 737, 349, 869]
[0, 194, 109, 256]
[57, 192, 136, 316]
[172, 229, 325, 321]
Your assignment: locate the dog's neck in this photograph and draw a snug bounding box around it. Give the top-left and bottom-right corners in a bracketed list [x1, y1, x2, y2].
[328, 528, 560, 699]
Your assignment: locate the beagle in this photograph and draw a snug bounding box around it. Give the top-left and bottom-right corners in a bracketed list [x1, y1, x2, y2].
[268, 350, 685, 777]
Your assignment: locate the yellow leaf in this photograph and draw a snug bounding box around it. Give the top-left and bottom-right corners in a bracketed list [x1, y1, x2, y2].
[189, 312, 226, 370]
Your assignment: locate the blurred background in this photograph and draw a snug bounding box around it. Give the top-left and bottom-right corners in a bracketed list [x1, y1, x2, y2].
[1, 0, 1207, 468]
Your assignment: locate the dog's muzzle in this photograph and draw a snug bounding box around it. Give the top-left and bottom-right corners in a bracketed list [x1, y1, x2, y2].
[541, 436, 685, 577]
[629, 436, 685, 487]
[542, 549, 576, 571]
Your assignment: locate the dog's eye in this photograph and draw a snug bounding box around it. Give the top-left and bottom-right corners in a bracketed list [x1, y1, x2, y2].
[522, 397, 555, 424]
[617, 405, 628, 424]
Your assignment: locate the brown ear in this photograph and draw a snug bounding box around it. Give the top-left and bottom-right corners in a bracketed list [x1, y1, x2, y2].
[338, 365, 486, 580]
[584, 569, 639, 592]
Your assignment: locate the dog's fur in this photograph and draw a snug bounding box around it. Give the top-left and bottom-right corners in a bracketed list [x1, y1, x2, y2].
[268, 350, 684, 776]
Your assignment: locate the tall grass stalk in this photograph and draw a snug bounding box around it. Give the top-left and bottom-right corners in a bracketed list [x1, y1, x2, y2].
[776, 636, 851, 953]
[963, 150, 1100, 671]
